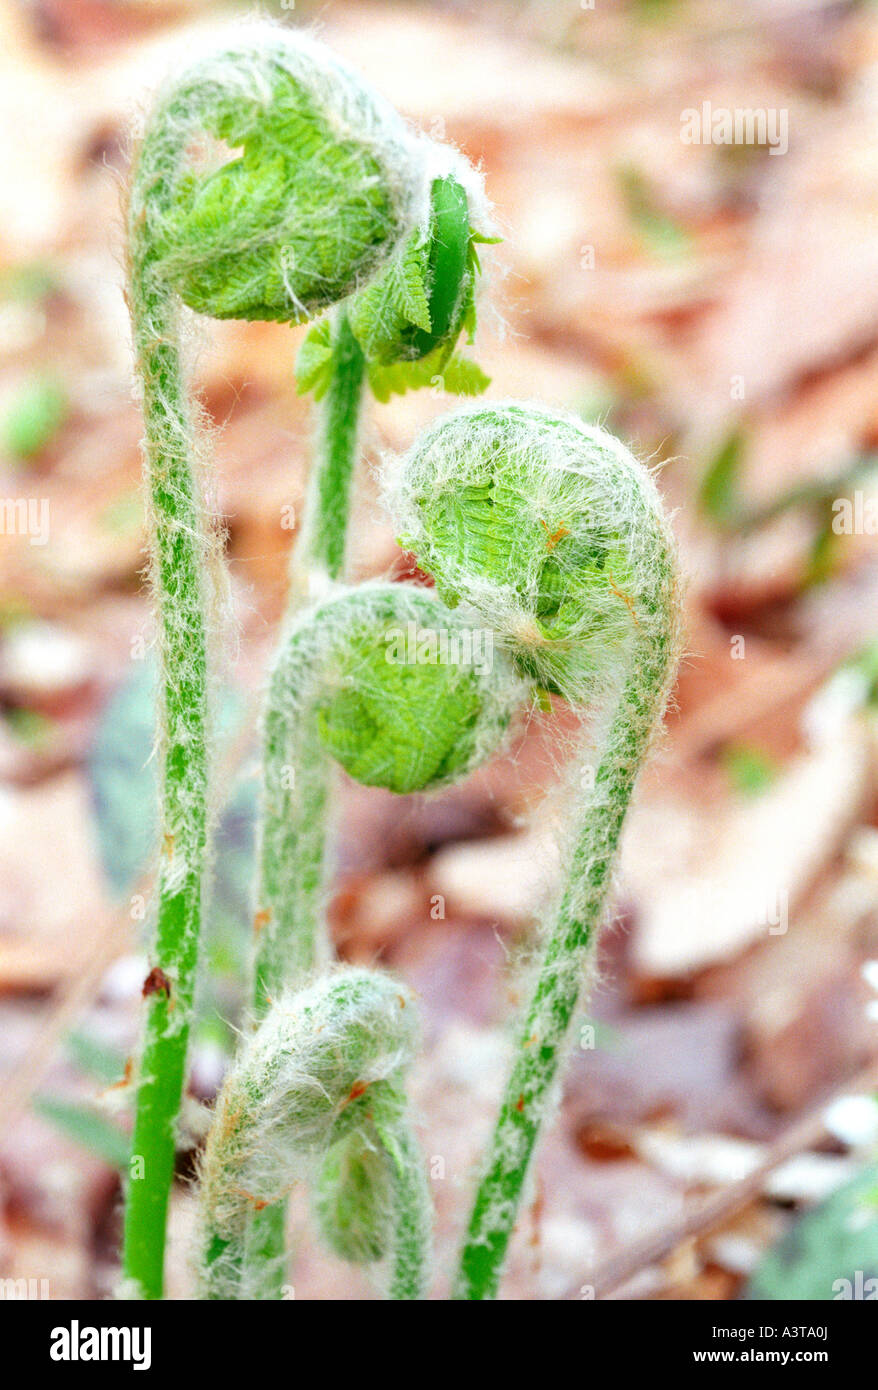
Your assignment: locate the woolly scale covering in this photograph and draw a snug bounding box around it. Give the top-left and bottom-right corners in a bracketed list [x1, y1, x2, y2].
[392, 401, 678, 704]
[198, 967, 430, 1299]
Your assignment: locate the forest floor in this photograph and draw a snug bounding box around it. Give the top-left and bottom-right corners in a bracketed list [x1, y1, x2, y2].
[0, 0, 877, 1299]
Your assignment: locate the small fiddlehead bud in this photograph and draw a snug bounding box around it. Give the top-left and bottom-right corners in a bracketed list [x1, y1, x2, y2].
[390, 402, 681, 1298]
[297, 159, 495, 406]
[350, 173, 473, 364]
[347, 168, 495, 401]
[198, 967, 430, 1300]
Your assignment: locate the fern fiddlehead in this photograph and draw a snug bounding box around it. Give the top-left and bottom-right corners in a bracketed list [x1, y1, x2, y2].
[392, 402, 682, 1299]
[123, 21, 430, 1299]
[198, 967, 431, 1300]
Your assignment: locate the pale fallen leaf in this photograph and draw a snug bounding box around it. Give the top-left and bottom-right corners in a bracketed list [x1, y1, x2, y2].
[626, 725, 870, 977]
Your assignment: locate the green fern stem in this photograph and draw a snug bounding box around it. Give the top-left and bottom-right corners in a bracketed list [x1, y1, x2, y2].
[455, 640, 668, 1299]
[293, 310, 367, 589]
[243, 624, 334, 1299]
[380, 1113, 434, 1300]
[251, 629, 333, 1015]
[121, 343, 209, 1300]
[122, 103, 214, 1306]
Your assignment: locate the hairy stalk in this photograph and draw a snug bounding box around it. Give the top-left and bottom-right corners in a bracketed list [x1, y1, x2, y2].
[391, 402, 681, 1299]
[457, 655, 667, 1298]
[292, 310, 366, 592]
[380, 1118, 435, 1300]
[123, 20, 426, 1298]
[198, 968, 431, 1300]
[123, 89, 217, 1307]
